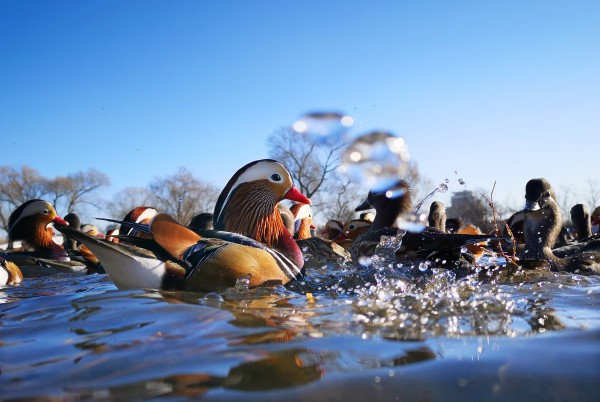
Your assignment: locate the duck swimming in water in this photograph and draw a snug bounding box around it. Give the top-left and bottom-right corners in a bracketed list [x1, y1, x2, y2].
[54, 159, 311, 291]
[519, 178, 600, 274]
[350, 180, 503, 269]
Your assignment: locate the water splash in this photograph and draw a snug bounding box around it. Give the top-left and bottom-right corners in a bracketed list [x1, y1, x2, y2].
[338, 131, 411, 192]
[413, 182, 449, 213]
[292, 111, 354, 145]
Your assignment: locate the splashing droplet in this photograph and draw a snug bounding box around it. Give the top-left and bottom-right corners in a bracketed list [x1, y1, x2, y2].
[292, 111, 353, 145]
[339, 131, 410, 192]
[445, 178, 449, 183]
[438, 183, 448, 193]
[458, 178, 465, 185]
[201, 293, 224, 307]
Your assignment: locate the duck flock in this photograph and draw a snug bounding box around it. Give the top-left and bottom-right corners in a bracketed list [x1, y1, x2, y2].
[1, 159, 599, 289]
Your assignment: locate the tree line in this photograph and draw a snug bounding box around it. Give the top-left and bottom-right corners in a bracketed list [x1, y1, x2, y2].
[1, 127, 598, 239]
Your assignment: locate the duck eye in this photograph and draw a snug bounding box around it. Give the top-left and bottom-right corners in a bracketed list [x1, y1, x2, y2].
[42, 209, 50, 215]
[270, 173, 282, 182]
[543, 191, 550, 198]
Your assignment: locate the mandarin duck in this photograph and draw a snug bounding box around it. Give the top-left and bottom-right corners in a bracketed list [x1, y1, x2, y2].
[120, 206, 158, 239]
[105, 224, 120, 243]
[519, 178, 600, 274]
[278, 204, 296, 235]
[289, 203, 350, 265]
[2, 200, 90, 276]
[320, 220, 346, 242]
[54, 159, 311, 291]
[0, 255, 23, 285]
[6, 200, 70, 261]
[350, 181, 503, 269]
[211, 159, 310, 270]
[335, 218, 372, 250]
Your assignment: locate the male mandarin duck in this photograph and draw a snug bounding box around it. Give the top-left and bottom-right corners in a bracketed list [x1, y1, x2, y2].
[119, 206, 158, 239]
[350, 180, 502, 269]
[5, 199, 70, 261]
[53, 159, 311, 291]
[320, 220, 346, 242]
[105, 224, 120, 243]
[2, 200, 91, 276]
[211, 159, 310, 270]
[519, 178, 600, 274]
[278, 204, 296, 235]
[336, 218, 372, 250]
[0, 255, 23, 285]
[289, 203, 350, 264]
[290, 202, 316, 239]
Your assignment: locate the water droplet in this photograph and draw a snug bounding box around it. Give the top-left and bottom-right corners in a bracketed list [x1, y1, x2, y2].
[458, 178, 465, 185]
[292, 111, 353, 145]
[339, 131, 410, 192]
[201, 293, 224, 307]
[234, 275, 251, 292]
[445, 178, 449, 183]
[438, 183, 448, 193]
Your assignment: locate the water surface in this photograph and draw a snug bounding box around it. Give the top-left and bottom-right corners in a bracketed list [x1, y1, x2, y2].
[1, 261, 599, 401]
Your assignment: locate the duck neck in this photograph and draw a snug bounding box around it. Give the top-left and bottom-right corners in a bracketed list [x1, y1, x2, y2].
[522, 204, 563, 264]
[296, 218, 312, 240]
[370, 204, 401, 231]
[221, 187, 303, 268]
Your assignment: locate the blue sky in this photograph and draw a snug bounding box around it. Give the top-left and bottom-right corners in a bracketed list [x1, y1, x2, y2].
[1, 1, 598, 217]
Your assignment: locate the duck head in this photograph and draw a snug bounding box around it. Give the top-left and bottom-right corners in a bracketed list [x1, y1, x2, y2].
[524, 178, 556, 211]
[121, 206, 158, 238]
[213, 159, 310, 246]
[8, 199, 67, 250]
[355, 180, 412, 231]
[320, 220, 346, 241]
[290, 203, 316, 239]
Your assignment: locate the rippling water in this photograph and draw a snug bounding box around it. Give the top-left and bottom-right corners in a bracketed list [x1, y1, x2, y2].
[1, 260, 599, 401]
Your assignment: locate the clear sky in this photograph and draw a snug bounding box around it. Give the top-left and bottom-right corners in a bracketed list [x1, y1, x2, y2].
[1, 1, 598, 218]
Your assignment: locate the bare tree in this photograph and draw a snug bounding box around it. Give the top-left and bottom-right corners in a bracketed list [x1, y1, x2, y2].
[0, 165, 50, 233]
[585, 178, 599, 209]
[267, 127, 433, 226]
[267, 126, 345, 199]
[45, 169, 110, 215]
[318, 177, 365, 224]
[0, 165, 110, 235]
[106, 186, 155, 219]
[148, 167, 220, 225]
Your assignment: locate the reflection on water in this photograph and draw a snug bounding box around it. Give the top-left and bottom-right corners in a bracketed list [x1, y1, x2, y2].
[1, 263, 599, 401]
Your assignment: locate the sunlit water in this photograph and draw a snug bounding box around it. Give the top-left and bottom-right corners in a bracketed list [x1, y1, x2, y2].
[1, 256, 599, 401]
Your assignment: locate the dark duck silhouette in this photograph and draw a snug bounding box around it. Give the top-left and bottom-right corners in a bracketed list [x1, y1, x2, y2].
[188, 212, 214, 233]
[428, 201, 447, 232]
[53, 159, 311, 291]
[350, 181, 502, 269]
[519, 179, 600, 274]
